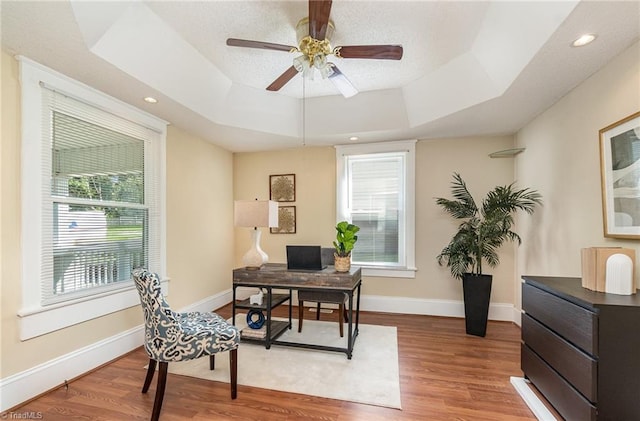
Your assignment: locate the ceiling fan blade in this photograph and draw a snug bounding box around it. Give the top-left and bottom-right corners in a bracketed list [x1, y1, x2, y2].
[309, 0, 332, 40]
[227, 38, 296, 53]
[329, 65, 358, 98]
[336, 45, 403, 60]
[267, 66, 299, 91]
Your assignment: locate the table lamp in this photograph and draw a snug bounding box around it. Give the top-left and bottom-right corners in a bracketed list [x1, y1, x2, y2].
[234, 199, 279, 270]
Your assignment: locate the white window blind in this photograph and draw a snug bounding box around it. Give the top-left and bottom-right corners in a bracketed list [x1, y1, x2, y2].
[336, 140, 416, 278]
[41, 87, 161, 304]
[348, 153, 405, 265]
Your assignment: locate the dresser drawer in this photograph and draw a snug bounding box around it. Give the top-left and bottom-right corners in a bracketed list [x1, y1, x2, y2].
[523, 283, 598, 355]
[522, 313, 597, 402]
[522, 344, 596, 421]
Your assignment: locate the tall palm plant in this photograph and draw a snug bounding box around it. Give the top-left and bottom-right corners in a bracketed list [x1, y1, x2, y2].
[436, 173, 542, 280]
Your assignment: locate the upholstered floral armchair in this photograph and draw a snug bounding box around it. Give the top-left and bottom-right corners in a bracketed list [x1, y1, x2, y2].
[132, 268, 240, 421]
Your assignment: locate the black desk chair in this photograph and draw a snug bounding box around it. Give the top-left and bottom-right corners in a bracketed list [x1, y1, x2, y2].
[297, 248, 349, 337]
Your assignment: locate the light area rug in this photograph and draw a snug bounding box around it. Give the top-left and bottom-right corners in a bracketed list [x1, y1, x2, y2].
[167, 314, 402, 409]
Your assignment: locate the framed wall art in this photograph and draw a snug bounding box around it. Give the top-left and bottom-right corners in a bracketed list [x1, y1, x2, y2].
[270, 206, 296, 234]
[270, 174, 295, 202]
[600, 111, 640, 238]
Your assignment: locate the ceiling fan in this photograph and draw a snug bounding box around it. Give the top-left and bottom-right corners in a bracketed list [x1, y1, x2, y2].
[226, 0, 403, 98]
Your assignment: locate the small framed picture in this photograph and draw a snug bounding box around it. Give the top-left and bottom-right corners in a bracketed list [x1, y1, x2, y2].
[270, 174, 295, 202]
[600, 111, 640, 238]
[271, 206, 296, 234]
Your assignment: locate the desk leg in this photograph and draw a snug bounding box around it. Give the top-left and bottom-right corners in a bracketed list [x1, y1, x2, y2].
[347, 291, 354, 359]
[346, 283, 362, 359]
[288, 289, 293, 329]
[355, 282, 362, 330]
[265, 287, 272, 350]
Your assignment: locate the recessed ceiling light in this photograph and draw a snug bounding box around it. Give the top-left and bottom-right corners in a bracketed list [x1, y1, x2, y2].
[572, 34, 596, 47]
[144, 96, 158, 104]
[349, 136, 359, 141]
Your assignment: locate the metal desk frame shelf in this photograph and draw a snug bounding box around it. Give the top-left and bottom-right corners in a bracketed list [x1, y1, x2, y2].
[232, 287, 292, 348]
[232, 264, 362, 359]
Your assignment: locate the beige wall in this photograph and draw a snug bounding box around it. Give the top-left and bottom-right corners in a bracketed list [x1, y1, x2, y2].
[233, 147, 337, 266]
[515, 40, 640, 308]
[0, 51, 234, 378]
[166, 125, 235, 305]
[233, 135, 521, 304]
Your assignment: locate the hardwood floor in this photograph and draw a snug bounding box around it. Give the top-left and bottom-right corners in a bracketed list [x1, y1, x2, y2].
[7, 304, 536, 420]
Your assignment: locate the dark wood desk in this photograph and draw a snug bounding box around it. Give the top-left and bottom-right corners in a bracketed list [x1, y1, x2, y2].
[232, 263, 362, 359]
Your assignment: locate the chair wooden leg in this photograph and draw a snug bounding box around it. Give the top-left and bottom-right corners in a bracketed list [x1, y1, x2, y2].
[209, 354, 215, 370]
[298, 301, 304, 332]
[142, 359, 157, 393]
[315, 302, 321, 320]
[338, 303, 344, 337]
[229, 349, 238, 399]
[343, 305, 349, 323]
[151, 362, 168, 421]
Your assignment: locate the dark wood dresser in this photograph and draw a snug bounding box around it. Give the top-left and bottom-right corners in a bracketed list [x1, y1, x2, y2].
[521, 276, 640, 421]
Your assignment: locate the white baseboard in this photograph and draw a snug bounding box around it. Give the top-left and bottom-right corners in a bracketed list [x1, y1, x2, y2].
[0, 325, 144, 412]
[184, 288, 233, 314]
[510, 376, 557, 421]
[1, 289, 515, 411]
[360, 294, 515, 322]
[513, 307, 524, 326]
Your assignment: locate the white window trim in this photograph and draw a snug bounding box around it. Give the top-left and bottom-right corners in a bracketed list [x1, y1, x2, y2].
[335, 140, 417, 278]
[17, 56, 168, 340]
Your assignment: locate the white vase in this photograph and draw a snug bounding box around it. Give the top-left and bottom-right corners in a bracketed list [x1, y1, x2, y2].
[242, 228, 268, 269]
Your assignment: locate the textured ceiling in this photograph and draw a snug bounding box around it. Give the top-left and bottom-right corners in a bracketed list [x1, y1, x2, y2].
[2, 1, 639, 152]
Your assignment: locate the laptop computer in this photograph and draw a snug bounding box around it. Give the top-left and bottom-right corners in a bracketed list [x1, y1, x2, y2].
[286, 245, 327, 271]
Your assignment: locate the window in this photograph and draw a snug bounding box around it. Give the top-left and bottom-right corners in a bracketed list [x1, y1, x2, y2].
[336, 140, 416, 278]
[18, 57, 167, 339]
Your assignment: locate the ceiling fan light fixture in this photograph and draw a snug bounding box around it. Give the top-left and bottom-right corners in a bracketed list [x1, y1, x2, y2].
[293, 15, 336, 82]
[293, 44, 335, 80]
[313, 53, 327, 69]
[293, 55, 314, 79]
[293, 55, 307, 72]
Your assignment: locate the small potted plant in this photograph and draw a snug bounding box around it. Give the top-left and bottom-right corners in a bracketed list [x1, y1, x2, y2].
[436, 173, 541, 336]
[333, 221, 360, 272]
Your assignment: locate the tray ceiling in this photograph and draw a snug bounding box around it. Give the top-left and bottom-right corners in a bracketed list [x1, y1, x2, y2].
[2, 1, 639, 152]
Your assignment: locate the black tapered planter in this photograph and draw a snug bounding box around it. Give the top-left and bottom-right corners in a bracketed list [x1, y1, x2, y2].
[462, 273, 493, 337]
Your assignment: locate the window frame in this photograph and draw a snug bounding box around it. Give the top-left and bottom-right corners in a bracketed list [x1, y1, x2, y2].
[18, 56, 168, 340]
[335, 140, 416, 278]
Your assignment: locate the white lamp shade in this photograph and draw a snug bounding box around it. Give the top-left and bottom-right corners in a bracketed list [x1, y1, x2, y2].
[234, 200, 279, 228]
